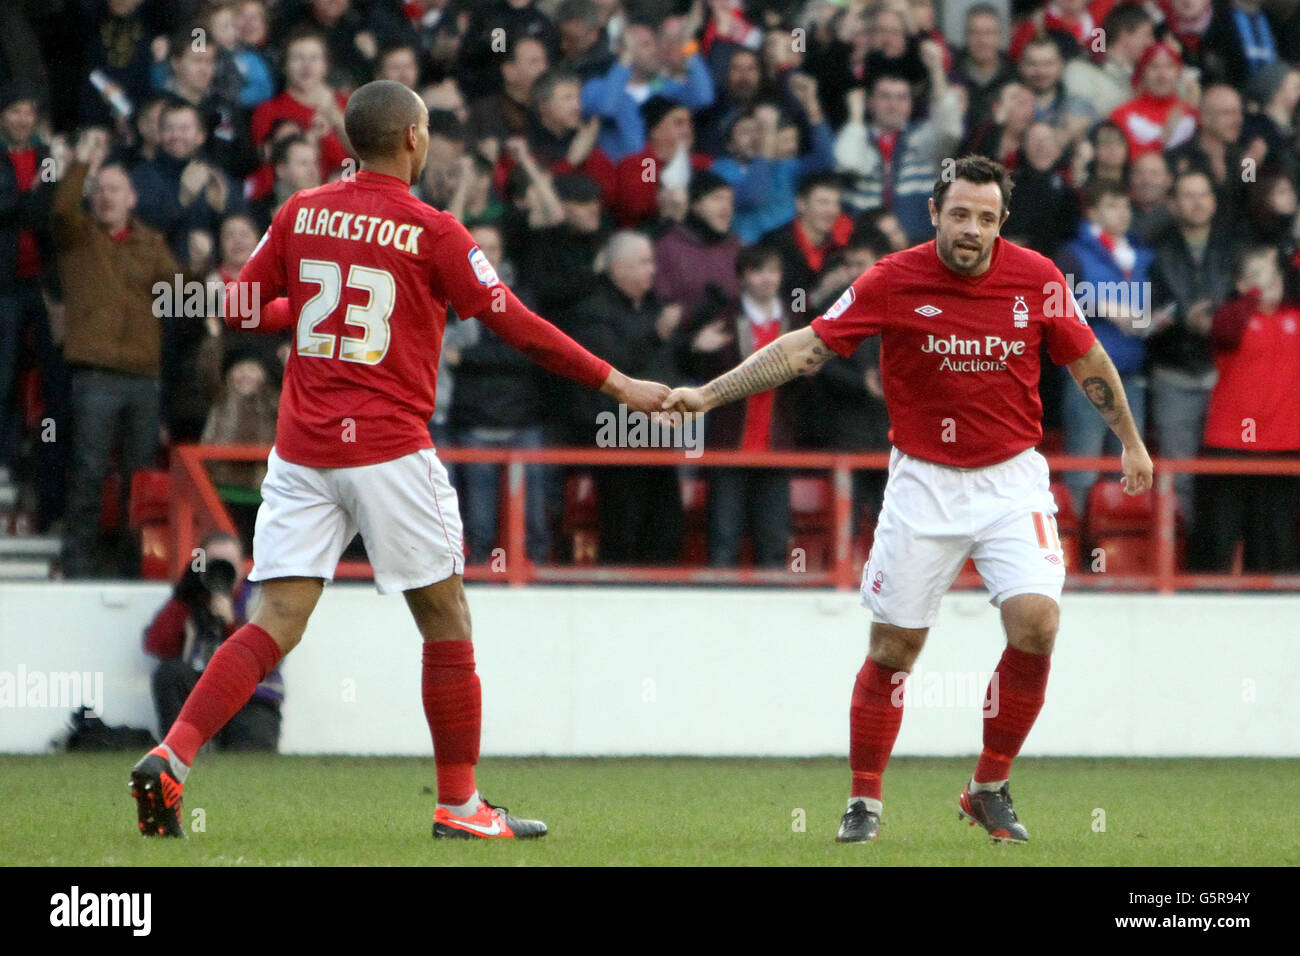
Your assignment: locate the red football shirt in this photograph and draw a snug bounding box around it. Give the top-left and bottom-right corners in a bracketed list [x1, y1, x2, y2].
[810, 238, 1097, 468]
[234, 170, 611, 468]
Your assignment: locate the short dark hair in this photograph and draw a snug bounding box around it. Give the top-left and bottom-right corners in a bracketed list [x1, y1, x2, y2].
[283, 24, 329, 59]
[427, 108, 466, 142]
[533, 67, 580, 107]
[931, 155, 1013, 215]
[344, 80, 424, 161]
[846, 222, 893, 258]
[797, 171, 843, 199]
[1102, 3, 1152, 40]
[736, 244, 782, 277]
[1081, 177, 1129, 210]
[556, 0, 602, 30]
[158, 98, 203, 129]
[868, 72, 912, 96]
[270, 132, 312, 167]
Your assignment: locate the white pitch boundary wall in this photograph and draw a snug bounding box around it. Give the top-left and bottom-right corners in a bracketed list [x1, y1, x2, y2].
[0, 584, 1297, 757]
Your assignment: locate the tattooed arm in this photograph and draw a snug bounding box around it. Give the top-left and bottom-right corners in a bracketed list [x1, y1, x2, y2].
[662, 326, 834, 413]
[1066, 340, 1154, 495]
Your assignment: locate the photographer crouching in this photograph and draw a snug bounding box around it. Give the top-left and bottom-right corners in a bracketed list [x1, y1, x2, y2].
[143, 531, 283, 750]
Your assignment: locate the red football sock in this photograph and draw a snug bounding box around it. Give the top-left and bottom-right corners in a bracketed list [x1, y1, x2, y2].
[422, 640, 481, 806]
[974, 645, 1051, 784]
[163, 623, 283, 766]
[849, 658, 907, 800]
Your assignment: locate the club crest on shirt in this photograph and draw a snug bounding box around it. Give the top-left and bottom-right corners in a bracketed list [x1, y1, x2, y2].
[1013, 295, 1029, 329]
[824, 286, 855, 320]
[467, 245, 499, 286]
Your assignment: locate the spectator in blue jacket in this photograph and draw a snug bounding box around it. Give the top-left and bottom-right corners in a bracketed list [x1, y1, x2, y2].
[712, 76, 834, 243]
[581, 13, 714, 162]
[1055, 178, 1155, 514]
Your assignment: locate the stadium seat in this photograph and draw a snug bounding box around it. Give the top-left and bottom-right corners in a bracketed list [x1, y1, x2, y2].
[139, 523, 170, 580]
[562, 471, 599, 564]
[790, 476, 831, 570]
[1086, 481, 1153, 535]
[1085, 482, 1156, 576]
[1050, 481, 1082, 569]
[128, 470, 172, 528]
[1090, 534, 1150, 575]
[679, 476, 708, 566]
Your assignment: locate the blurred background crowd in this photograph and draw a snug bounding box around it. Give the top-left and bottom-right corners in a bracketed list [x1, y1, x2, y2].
[0, 0, 1297, 583]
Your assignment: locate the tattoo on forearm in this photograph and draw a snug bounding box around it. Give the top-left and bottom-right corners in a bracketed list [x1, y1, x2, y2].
[706, 340, 797, 406]
[1081, 376, 1121, 424]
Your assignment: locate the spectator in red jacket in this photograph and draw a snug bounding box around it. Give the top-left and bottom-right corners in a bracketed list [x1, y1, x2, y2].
[1192, 247, 1300, 571]
[1110, 41, 1199, 158]
[611, 94, 712, 228]
[250, 27, 352, 183]
[144, 530, 283, 749]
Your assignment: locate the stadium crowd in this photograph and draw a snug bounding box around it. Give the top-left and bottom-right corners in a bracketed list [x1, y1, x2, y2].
[0, 0, 1297, 578]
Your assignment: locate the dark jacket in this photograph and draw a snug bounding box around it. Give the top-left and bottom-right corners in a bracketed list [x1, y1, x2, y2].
[449, 322, 544, 430]
[514, 222, 609, 322]
[550, 276, 677, 445]
[131, 152, 237, 262]
[0, 142, 57, 292]
[676, 301, 797, 450]
[1200, 0, 1278, 87]
[1003, 162, 1081, 256]
[1146, 222, 1243, 377]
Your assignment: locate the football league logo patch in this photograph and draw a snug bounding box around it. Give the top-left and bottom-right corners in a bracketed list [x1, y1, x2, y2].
[468, 245, 499, 287]
[824, 286, 855, 320]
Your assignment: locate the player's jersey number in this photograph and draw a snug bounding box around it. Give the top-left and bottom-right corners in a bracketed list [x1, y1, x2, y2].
[296, 258, 396, 365]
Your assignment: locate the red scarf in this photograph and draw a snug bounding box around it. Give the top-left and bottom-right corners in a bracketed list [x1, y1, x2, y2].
[740, 315, 783, 450]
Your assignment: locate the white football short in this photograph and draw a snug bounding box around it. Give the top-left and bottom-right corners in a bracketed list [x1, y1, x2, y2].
[248, 447, 465, 594]
[862, 446, 1065, 629]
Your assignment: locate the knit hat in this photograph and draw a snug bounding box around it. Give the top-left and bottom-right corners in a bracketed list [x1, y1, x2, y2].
[640, 94, 685, 135]
[1246, 60, 1292, 106]
[1132, 41, 1182, 89]
[688, 168, 732, 205]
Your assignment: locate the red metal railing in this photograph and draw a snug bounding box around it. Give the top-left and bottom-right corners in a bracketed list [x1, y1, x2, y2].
[170, 445, 1300, 593]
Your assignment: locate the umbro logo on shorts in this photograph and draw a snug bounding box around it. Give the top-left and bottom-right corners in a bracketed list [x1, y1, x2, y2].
[914, 304, 942, 317]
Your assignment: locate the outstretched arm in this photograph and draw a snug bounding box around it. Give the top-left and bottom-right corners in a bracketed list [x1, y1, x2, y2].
[1065, 340, 1153, 495]
[474, 284, 668, 413]
[663, 325, 833, 412]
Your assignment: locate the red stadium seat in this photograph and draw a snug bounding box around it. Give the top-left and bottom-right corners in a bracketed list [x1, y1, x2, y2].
[139, 523, 170, 580]
[789, 476, 830, 527]
[562, 471, 599, 564]
[1086, 481, 1153, 536]
[790, 476, 831, 569]
[1090, 534, 1151, 575]
[1050, 481, 1081, 569]
[679, 476, 709, 565]
[129, 470, 172, 528]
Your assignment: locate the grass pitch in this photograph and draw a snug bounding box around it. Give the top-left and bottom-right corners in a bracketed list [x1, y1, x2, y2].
[3, 754, 1296, 866]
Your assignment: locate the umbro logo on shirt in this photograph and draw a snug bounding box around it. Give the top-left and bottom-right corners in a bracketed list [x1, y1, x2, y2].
[915, 304, 942, 317]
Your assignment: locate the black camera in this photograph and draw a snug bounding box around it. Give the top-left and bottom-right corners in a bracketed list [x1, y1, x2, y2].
[198, 558, 237, 596]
